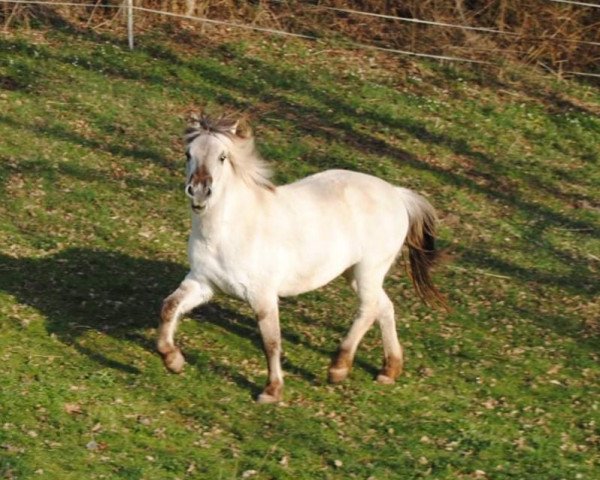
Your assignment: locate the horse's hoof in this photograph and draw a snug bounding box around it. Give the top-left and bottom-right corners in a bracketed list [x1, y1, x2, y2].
[376, 356, 403, 385]
[257, 381, 282, 404]
[328, 367, 350, 384]
[376, 373, 395, 384]
[256, 392, 282, 404]
[163, 349, 185, 373]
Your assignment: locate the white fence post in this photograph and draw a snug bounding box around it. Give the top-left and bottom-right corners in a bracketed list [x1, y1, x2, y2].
[127, 0, 134, 50]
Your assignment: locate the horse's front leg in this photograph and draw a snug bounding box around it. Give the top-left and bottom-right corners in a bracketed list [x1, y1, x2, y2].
[158, 277, 213, 373]
[254, 301, 283, 404]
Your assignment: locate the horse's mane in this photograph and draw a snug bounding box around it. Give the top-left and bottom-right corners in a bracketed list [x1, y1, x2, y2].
[185, 113, 275, 192]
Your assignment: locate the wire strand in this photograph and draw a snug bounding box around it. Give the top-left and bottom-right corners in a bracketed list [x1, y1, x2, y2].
[564, 70, 600, 77]
[346, 42, 491, 64]
[548, 0, 600, 8]
[318, 5, 514, 35]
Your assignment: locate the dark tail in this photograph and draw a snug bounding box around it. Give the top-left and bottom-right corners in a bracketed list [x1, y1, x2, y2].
[398, 188, 449, 310]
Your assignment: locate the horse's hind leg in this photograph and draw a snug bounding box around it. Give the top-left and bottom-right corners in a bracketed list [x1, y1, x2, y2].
[375, 291, 403, 384]
[328, 306, 377, 383]
[158, 277, 213, 373]
[328, 266, 383, 383]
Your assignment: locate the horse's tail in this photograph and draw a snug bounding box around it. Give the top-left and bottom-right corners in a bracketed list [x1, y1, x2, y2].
[397, 187, 448, 310]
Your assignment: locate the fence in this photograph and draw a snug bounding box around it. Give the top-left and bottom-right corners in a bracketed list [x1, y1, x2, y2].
[1, 0, 599, 78]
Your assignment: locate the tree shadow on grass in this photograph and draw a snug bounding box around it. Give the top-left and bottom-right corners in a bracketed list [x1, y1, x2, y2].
[0, 112, 174, 174]
[7, 18, 598, 210]
[5, 26, 597, 239]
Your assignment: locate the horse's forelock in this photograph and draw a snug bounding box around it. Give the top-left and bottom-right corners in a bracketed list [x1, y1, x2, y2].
[185, 113, 251, 145]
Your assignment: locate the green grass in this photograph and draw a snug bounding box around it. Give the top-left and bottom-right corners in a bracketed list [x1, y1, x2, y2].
[1, 24, 599, 479]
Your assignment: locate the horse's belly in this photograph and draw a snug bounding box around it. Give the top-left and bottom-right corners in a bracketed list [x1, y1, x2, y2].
[278, 272, 342, 297]
[277, 244, 357, 297]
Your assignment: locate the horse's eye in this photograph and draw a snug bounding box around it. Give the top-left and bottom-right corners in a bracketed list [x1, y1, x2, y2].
[219, 152, 227, 163]
[185, 152, 191, 162]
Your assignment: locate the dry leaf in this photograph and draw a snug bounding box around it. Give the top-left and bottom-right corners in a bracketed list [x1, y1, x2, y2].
[547, 365, 562, 375]
[64, 403, 83, 415]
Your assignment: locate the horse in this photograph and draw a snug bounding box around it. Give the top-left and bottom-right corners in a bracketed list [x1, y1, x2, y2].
[157, 113, 446, 403]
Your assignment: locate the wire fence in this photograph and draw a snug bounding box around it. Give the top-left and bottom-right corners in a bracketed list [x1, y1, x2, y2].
[1, 0, 599, 77]
[316, 3, 600, 47]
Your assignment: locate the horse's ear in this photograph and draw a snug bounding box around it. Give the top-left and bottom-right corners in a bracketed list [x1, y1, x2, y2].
[187, 112, 202, 130]
[233, 118, 252, 139]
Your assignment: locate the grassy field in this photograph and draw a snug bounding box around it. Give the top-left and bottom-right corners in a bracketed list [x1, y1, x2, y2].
[0, 22, 599, 480]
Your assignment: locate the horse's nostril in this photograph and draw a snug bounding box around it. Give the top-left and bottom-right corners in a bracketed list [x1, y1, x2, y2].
[205, 186, 212, 197]
[186, 184, 194, 197]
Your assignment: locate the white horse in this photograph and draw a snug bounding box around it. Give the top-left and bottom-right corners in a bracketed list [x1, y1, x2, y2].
[158, 114, 446, 403]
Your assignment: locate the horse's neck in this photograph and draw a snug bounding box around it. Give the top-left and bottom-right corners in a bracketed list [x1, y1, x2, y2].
[191, 178, 265, 241]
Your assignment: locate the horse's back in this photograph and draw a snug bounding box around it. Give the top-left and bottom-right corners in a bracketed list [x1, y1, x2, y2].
[284, 169, 395, 195]
[281, 169, 407, 230]
[272, 170, 410, 295]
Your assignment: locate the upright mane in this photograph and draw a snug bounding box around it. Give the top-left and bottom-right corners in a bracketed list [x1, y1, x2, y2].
[185, 113, 275, 192]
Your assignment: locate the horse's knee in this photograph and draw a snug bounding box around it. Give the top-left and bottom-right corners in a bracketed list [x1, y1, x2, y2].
[160, 294, 179, 324]
[161, 280, 206, 324]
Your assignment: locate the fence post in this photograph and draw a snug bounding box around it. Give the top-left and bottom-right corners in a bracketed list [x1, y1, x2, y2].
[127, 0, 134, 50]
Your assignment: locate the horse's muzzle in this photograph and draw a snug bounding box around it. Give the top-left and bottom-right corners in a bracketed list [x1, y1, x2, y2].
[186, 182, 212, 212]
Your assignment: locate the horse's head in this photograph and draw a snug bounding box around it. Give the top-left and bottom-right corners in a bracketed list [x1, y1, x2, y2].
[183, 113, 274, 214]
